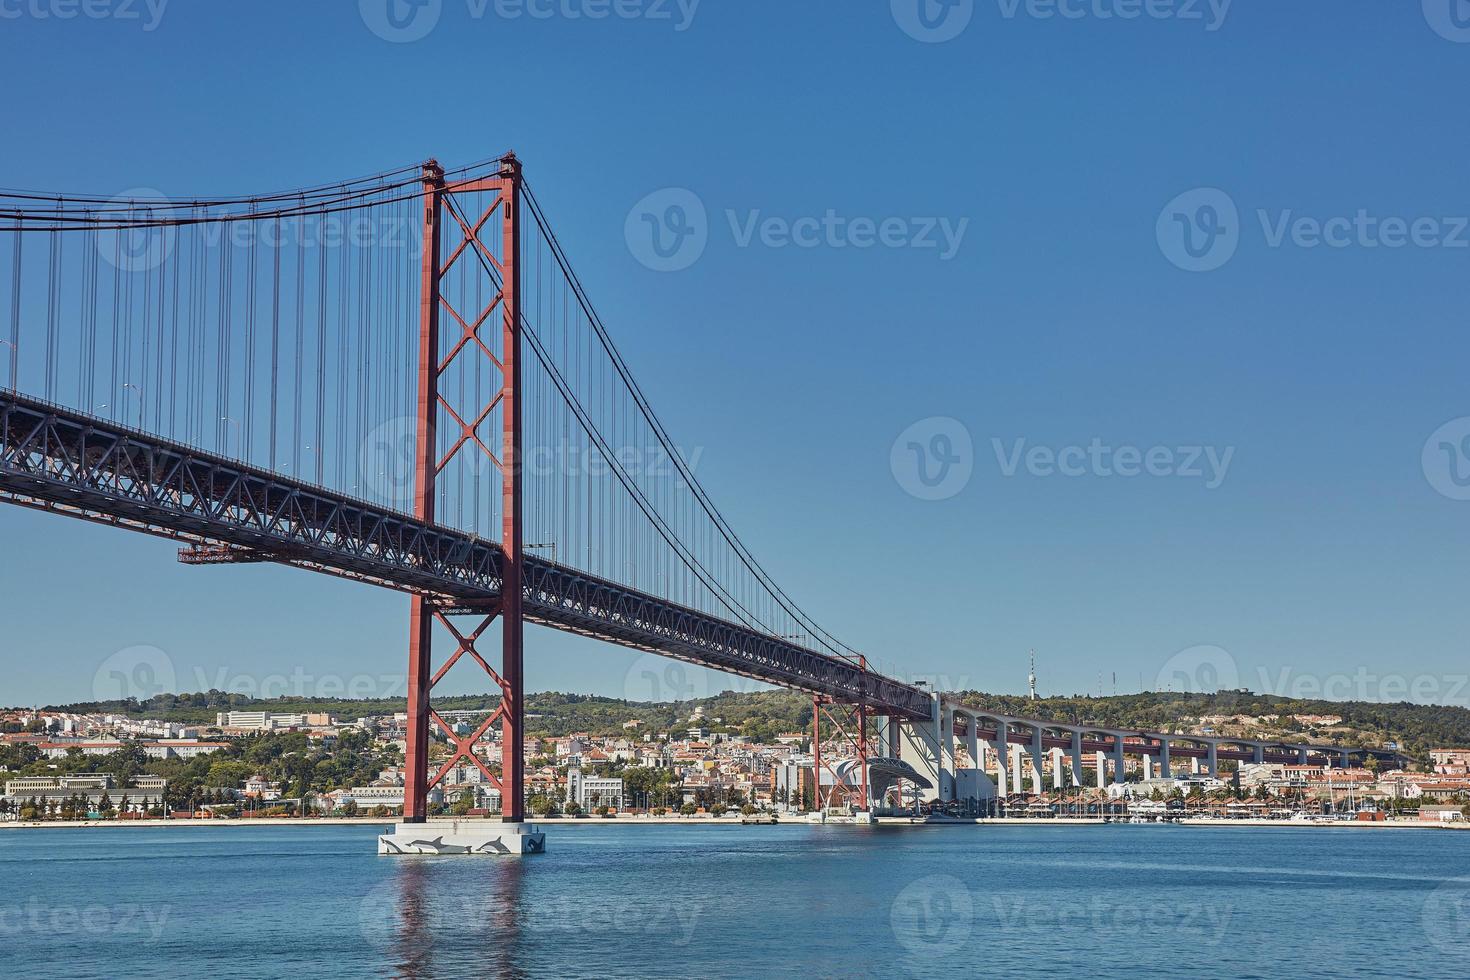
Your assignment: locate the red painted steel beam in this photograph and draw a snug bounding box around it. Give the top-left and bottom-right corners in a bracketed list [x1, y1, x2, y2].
[404, 161, 446, 823]
[498, 154, 525, 824]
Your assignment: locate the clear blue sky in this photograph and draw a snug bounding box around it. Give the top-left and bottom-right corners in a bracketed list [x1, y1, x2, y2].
[2, 1, 1468, 708]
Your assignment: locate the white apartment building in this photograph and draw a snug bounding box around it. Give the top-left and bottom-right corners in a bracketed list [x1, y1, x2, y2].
[565, 768, 624, 810]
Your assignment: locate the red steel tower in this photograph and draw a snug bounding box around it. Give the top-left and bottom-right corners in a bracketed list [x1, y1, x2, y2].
[403, 154, 524, 824]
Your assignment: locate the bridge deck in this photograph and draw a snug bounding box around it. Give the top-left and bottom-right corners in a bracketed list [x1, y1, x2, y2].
[0, 391, 932, 719]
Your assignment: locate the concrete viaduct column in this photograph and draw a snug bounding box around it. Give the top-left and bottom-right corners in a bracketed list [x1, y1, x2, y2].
[993, 720, 1010, 801]
[1030, 728, 1044, 796]
[1112, 735, 1127, 785]
[964, 714, 979, 807]
[1253, 745, 1265, 765]
[1095, 749, 1106, 788]
[1297, 747, 1309, 765]
[1206, 742, 1219, 778]
[1159, 738, 1171, 779]
[1050, 747, 1065, 791]
[1071, 731, 1085, 786]
[939, 706, 956, 802]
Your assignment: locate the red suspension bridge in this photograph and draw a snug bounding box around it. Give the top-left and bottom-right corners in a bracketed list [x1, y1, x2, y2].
[0, 155, 1398, 840]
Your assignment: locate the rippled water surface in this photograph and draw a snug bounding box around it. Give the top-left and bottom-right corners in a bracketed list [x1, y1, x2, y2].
[2, 822, 1467, 978]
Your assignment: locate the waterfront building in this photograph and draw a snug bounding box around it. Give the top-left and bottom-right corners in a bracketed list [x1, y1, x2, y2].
[214, 711, 335, 730]
[565, 768, 624, 810]
[2, 775, 167, 813]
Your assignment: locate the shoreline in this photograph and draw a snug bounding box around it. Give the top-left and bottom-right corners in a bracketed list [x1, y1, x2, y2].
[2, 815, 1466, 831]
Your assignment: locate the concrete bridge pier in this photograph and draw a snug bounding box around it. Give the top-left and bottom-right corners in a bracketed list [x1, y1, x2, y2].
[1070, 731, 1085, 786]
[1207, 742, 1219, 777]
[1050, 747, 1066, 791]
[956, 713, 983, 811]
[1029, 729, 1044, 796]
[938, 706, 957, 802]
[991, 720, 1010, 802]
[1112, 736, 1127, 785]
[879, 717, 900, 759]
[1159, 738, 1172, 778]
[897, 705, 945, 808]
[1095, 749, 1106, 788]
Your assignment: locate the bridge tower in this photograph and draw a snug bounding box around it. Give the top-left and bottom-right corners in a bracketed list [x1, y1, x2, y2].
[402, 154, 530, 832]
[809, 660, 871, 814]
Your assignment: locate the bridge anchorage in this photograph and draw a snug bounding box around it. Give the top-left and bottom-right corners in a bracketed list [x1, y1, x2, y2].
[0, 154, 1402, 849]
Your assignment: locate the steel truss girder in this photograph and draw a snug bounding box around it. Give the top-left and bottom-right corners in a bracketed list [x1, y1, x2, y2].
[0, 389, 932, 721]
[0, 391, 502, 600]
[519, 561, 931, 720]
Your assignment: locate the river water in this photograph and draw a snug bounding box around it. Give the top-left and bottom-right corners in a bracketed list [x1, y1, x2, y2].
[1, 822, 1466, 978]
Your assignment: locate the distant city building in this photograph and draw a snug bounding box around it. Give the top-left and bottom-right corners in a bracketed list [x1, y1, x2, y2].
[244, 776, 282, 801]
[3, 775, 167, 813]
[1419, 804, 1467, 824]
[214, 711, 335, 730]
[565, 768, 623, 810]
[28, 739, 225, 760]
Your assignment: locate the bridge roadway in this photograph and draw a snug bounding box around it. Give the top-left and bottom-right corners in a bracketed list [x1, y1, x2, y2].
[0, 390, 1401, 773]
[0, 390, 930, 719]
[950, 707, 1394, 767]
